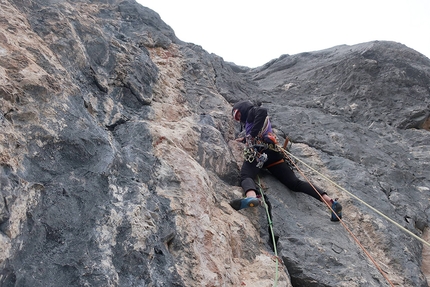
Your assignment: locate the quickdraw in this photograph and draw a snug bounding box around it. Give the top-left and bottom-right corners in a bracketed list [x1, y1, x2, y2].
[243, 147, 257, 163]
[256, 152, 268, 168]
[243, 146, 268, 168]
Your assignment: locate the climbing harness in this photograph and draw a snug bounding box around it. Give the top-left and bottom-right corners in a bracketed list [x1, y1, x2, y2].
[243, 136, 272, 168]
[243, 136, 295, 171]
[265, 158, 285, 169]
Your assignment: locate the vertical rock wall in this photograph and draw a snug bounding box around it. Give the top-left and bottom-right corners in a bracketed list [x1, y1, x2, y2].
[1, 0, 430, 286]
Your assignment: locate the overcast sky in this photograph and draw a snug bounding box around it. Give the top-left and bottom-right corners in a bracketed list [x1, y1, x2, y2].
[137, 0, 430, 68]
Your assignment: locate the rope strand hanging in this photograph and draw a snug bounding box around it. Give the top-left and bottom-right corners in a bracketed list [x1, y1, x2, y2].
[281, 147, 430, 248]
[281, 150, 396, 287]
[257, 176, 280, 287]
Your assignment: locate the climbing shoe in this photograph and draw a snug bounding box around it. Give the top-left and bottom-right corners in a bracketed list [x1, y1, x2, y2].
[330, 199, 342, 222]
[229, 197, 260, 211]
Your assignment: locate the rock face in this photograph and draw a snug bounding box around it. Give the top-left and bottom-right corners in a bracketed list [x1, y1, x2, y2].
[1, 0, 430, 286]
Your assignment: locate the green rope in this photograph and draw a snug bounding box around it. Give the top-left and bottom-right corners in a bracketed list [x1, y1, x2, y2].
[257, 175, 279, 287]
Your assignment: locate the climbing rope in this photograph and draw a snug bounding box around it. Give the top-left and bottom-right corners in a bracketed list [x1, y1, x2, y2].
[242, 134, 428, 286]
[280, 150, 396, 287]
[257, 175, 279, 287]
[281, 147, 430, 248]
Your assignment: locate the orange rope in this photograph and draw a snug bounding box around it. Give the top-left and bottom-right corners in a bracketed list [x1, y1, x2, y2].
[283, 152, 396, 287]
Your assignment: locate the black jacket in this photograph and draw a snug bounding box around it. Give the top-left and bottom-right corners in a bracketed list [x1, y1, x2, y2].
[232, 100, 268, 138]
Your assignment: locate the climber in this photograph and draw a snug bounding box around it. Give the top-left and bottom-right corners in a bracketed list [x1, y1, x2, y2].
[229, 100, 342, 221]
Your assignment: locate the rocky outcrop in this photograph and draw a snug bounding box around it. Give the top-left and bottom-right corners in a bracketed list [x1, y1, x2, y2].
[1, 0, 430, 286]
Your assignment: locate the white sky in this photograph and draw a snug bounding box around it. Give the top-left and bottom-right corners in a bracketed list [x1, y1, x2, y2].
[137, 0, 430, 68]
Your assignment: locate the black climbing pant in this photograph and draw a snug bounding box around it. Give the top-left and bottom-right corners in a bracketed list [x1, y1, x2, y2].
[240, 149, 326, 201]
